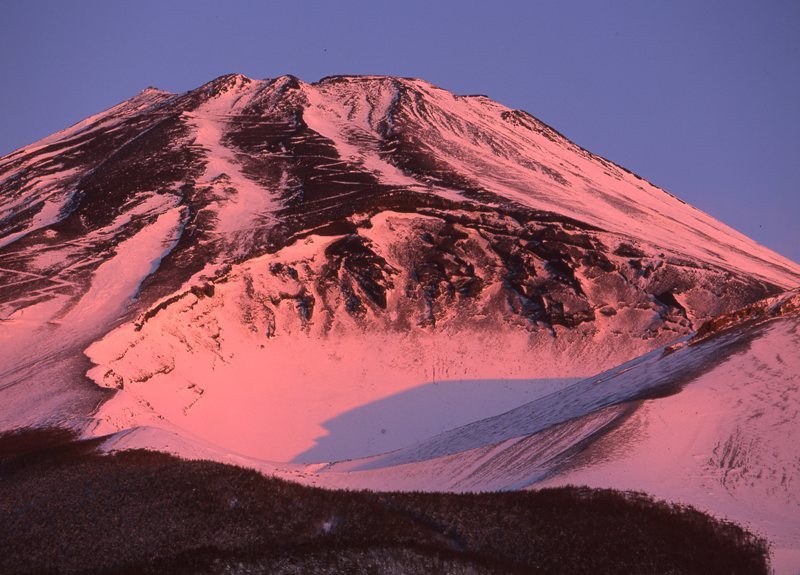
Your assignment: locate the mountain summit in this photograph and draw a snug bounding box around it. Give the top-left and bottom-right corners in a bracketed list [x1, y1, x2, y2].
[1, 73, 797, 462]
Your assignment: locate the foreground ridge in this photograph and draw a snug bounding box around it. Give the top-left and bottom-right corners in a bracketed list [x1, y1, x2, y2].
[0, 429, 771, 575]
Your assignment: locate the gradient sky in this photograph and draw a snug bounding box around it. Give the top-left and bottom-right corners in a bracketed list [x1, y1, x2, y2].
[1, 0, 798, 263]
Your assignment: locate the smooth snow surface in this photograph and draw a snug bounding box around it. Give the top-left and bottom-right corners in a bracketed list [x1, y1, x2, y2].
[90, 299, 800, 571]
[86, 271, 584, 462]
[62, 205, 184, 326]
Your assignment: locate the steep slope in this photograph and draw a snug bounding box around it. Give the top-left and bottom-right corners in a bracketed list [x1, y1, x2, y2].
[1, 73, 798, 461]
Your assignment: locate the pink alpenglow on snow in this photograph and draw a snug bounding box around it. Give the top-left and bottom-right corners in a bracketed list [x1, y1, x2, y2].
[0, 74, 798, 572]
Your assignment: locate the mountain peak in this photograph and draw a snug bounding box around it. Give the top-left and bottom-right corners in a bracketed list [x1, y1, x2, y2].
[138, 85, 170, 96]
[200, 72, 254, 92]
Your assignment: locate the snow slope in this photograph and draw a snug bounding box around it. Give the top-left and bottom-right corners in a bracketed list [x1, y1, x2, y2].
[538, 315, 800, 574]
[302, 292, 800, 572]
[81, 208, 788, 463]
[84, 216, 589, 462]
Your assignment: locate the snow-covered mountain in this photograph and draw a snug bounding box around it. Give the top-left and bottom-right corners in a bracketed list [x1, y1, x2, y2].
[1, 73, 797, 455]
[3, 72, 798, 570]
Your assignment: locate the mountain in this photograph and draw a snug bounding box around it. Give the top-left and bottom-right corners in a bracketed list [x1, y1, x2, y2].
[1, 73, 798, 452]
[1, 74, 798, 568]
[2, 73, 796, 460]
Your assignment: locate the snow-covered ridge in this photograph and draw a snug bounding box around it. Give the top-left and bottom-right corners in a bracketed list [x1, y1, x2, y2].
[3, 72, 797, 295]
[692, 287, 800, 341]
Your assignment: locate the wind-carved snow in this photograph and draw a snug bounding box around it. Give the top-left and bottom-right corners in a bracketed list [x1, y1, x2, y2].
[0, 168, 81, 249]
[184, 76, 278, 257]
[358, 78, 799, 289]
[302, 81, 423, 188]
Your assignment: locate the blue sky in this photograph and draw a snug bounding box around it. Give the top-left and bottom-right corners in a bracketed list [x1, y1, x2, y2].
[1, 0, 798, 262]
